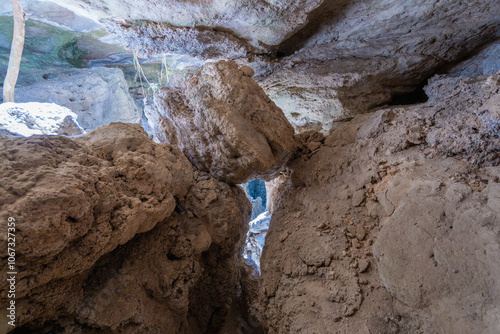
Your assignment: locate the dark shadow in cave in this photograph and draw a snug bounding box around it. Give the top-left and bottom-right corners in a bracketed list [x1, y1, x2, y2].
[387, 80, 429, 106]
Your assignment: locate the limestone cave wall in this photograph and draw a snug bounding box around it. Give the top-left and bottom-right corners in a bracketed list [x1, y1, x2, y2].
[0, 0, 499, 333]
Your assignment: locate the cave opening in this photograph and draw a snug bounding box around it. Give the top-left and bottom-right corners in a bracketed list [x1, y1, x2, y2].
[387, 81, 429, 106]
[241, 179, 270, 272]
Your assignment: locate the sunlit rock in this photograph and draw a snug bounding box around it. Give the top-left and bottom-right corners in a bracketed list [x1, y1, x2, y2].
[0, 102, 84, 136]
[243, 211, 271, 271]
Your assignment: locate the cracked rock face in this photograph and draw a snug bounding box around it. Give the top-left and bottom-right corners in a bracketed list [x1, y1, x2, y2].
[146, 60, 296, 184]
[260, 72, 500, 333]
[0, 122, 252, 333]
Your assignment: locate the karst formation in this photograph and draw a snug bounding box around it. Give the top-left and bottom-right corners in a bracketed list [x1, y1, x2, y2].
[0, 0, 499, 333]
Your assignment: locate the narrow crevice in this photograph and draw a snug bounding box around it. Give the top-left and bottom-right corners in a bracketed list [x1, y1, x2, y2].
[241, 179, 270, 271]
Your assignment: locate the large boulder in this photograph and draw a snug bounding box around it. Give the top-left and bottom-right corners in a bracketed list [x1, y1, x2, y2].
[146, 60, 297, 184]
[0, 122, 193, 302]
[0, 122, 252, 333]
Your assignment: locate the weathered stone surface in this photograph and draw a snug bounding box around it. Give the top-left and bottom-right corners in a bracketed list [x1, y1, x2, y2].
[0, 123, 253, 333]
[14, 67, 140, 131]
[373, 180, 500, 334]
[449, 40, 500, 77]
[423, 72, 500, 166]
[17, 0, 498, 133]
[0, 0, 101, 32]
[107, 21, 251, 60]
[1, 1, 499, 333]
[256, 0, 500, 132]
[0, 102, 84, 136]
[146, 60, 297, 184]
[260, 72, 500, 333]
[0, 122, 192, 300]
[44, 0, 323, 49]
[259, 56, 424, 133]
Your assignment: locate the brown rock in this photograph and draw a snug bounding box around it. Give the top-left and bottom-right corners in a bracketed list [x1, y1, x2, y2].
[0, 123, 253, 333]
[0, 123, 192, 299]
[147, 60, 297, 184]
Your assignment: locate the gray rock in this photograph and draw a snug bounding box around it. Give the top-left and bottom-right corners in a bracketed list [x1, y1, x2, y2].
[107, 20, 251, 60]
[449, 40, 500, 77]
[43, 0, 323, 49]
[0, 102, 84, 136]
[0, 0, 101, 32]
[14, 67, 141, 131]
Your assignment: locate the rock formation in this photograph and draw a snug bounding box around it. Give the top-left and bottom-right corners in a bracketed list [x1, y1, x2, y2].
[260, 72, 500, 334]
[14, 67, 140, 131]
[43, 0, 323, 50]
[107, 21, 251, 60]
[0, 102, 84, 136]
[146, 60, 296, 184]
[39, 0, 499, 132]
[0, 0, 499, 333]
[0, 123, 252, 333]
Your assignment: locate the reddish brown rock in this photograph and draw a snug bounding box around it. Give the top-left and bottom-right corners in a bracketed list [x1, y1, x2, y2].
[146, 60, 297, 184]
[0, 123, 252, 333]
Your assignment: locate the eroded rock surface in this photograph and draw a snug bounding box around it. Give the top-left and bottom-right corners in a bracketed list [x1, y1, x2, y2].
[260, 72, 500, 333]
[257, 0, 500, 132]
[0, 123, 192, 301]
[146, 60, 296, 184]
[0, 122, 252, 333]
[449, 39, 500, 77]
[45, 0, 323, 49]
[14, 67, 140, 131]
[108, 21, 251, 60]
[7, 0, 499, 134]
[259, 56, 420, 133]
